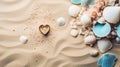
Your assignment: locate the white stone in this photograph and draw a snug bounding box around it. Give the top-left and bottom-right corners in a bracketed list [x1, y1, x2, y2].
[56, 17, 65, 26]
[19, 35, 28, 44]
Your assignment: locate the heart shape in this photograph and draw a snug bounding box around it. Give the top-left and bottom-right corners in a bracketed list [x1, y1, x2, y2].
[39, 25, 50, 35]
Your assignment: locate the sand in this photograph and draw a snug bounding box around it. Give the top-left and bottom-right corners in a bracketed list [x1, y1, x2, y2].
[0, 0, 120, 67]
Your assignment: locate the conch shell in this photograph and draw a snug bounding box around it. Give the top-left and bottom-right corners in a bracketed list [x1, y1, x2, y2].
[103, 6, 120, 24]
[84, 35, 96, 46]
[97, 39, 113, 53]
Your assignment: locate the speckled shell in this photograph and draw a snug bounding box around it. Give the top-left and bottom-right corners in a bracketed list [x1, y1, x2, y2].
[68, 5, 80, 17]
[80, 14, 92, 26]
[97, 39, 113, 53]
[84, 35, 96, 45]
[103, 7, 120, 24]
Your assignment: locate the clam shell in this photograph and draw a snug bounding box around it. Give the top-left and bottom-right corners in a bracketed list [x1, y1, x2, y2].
[97, 53, 117, 67]
[97, 39, 113, 53]
[80, 14, 92, 26]
[71, 0, 81, 5]
[19, 35, 28, 44]
[56, 17, 65, 26]
[70, 29, 78, 37]
[89, 49, 99, 57]
[68, 5, 80, 17]
[84, 35, 96, 46]
[103, 7, 120, 24]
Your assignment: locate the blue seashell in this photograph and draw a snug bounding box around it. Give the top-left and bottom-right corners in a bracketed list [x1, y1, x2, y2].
[93, 23, 111, 37]
[116, 24, 120, 37]
[71, 0, 81, 5]
[97, 53, 117, 67]
[81, 0, 95, 7]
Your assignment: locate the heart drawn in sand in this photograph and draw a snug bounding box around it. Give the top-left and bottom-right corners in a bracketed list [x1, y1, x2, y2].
[39, 25, 50, 35]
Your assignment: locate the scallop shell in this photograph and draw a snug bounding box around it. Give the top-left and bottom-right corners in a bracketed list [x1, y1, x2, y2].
[89, 49, 99, 57]
[97, 39, 113, 53]
[97, 53, 117, 67]
[56, 17, 65, 26]
[68, 5, 80, 17]
[80, 14, 92, 26]
[84, 35, 96, 46]
[103, 7, 120, 24]
[70, 29, 78, 37]
[19, 35, 28, 44]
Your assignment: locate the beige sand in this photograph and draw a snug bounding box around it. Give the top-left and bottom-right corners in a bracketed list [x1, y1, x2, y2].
[0, 0, 120, 67]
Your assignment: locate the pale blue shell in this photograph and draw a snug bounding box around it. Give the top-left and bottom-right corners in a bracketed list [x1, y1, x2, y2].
[116, 24, 120, 37]
[71, 0, 81, 5]
[97, 53, 117, 67]
[93, 23, 111, 37]
[81, 0, 94, 7]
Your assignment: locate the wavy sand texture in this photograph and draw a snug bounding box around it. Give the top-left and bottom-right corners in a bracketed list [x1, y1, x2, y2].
[0, 0, 120, 67]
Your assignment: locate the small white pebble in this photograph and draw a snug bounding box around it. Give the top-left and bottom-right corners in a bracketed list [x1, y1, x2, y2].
[68, 5, 80, 17]
[56, 17, 66, 26]
[70, 29, 78, 37]
[19, 35, 28, 44]
[89, 49, 99, 57]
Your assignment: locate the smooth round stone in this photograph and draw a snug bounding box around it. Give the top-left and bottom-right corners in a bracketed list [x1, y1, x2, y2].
[93, 23, 111, 37]
[116, 24, 120, 37]
[71, 0, 81, 5]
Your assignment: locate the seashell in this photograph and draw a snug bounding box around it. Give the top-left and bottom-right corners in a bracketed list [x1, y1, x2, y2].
[71, 0, 81, 5]
[81, 0, 95, 7]
[103, 7, 120, 24]
[89, 49, 99, 57]
[80, 14, 92, 26]
[97, 53, 117, 67]
[56, 17, 65, 26]
[97, 17, 106, 24]
[68, 5, 80, 17]
[39, 25, 50, 35]
[84, 35, 96, 46]
[19, 35, 28, 44]
[116, 24, 120, 37]
[93, 23, 111, 37]
[116, 37, 120, 44]
[71, 25, 77, 29]
[70, 29, 78, 37]
[97, 39, 113, 53]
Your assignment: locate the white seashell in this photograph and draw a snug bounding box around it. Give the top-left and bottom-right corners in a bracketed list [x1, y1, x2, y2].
[19, 35, 28, 44]
[68, 5, 80, 17]
[84, 35, 96, 46]
[103, 7, 120, 24]
[56, 17, 66, 26]
[116, 37, 120, 44]
[70, 29, 78, 37]
[89, 49, 99, 57]
[97, 39, 113, 53]
[80, 14, 92, 26]
[97, 17, 106, 24]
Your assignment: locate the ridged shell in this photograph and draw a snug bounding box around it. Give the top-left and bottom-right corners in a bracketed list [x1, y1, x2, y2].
[80, 14, 92, 26]
[97, 39, 112, 53]
[103, 7, 120, 24]
[84, 35, 96, 45]
[68, 5, 80, 17]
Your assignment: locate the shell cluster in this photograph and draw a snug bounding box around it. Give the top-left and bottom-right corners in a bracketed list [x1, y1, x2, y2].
[68, 0, 120, 59]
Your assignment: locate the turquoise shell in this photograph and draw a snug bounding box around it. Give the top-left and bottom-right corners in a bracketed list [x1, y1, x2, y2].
[97, 53, 117, 67]
[93, 23, 111, 37]
[81, 0, 95, 7]
[116, 24, 120, 37]
[71, 0, 81, 5]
